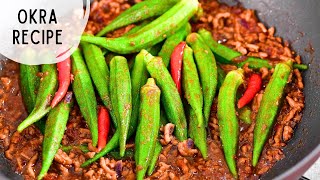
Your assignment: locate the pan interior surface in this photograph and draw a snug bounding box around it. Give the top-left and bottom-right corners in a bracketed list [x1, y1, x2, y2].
[0, 0, 319, 179]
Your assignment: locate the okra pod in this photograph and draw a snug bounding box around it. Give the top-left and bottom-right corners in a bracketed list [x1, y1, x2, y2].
[158, 23, 191, 67]
[81, 0, 199, 54]
[147, 141, 162, 176]
[20, 64, 46, 134]
[182, 45, 204, 127]
[96, 0, 179, 36]
[130, 51, 151, 135]
[252, 61, 292, 167]
[135, 78, 161, 180]
[17, 64, 58, 132]
[81, 42, 117, 126]
[217, 64, 226, 90]
[186, 33, 218, 126]
[38, 92, 73, 180]
[145, 56, 187, 141]
[110, 56, 132, 157]
[71, 48, 98, 146]
[217, 69, 244, 177]
[188, 107, 208, 159]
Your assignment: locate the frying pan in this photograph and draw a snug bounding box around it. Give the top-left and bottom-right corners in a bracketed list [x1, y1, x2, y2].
[0, 0, 319, 179]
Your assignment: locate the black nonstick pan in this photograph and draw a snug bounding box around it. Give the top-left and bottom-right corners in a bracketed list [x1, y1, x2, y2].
[0, 0, 319, 179]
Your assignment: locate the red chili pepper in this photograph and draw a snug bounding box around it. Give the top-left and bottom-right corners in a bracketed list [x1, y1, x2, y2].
[170, 41, 187, 95]
[97, 106, 110, 151]
[51, 57, 71, 108]
[237, 73, 262, 109]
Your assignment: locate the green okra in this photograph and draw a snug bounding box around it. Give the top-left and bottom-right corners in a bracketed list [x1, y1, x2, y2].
[253, 61, 292, 167]
[135, 78, 161, 180]
[110, 56, 132, 157]
[217, 69, 244, 177]
[182, 45, 204, 127]
[20, 64, 40, 114]
[158, 23, 191, 67]
[186, 33, 218, 127]
[147, 107, 167, 176]
[71, 48, 98, 146]
[17, 64, 58, 132]
[20, 64, 46, 134]
[188, 107, 208, 159]
[38, 92, 73, 180]
[96, 0, 179, 36]
[124, 19, 153, 36]
[131, 51, 151, 134]
[81, 42, 117, 127]
[238, 106, 252, 124]
[145, 56, 187, 141]
[81, 0, 199, 54]
[147, 141, 162, 176]
[217, 64, 226, 90]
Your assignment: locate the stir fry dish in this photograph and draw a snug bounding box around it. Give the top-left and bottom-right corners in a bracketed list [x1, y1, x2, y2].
[0, 0, 308, 179]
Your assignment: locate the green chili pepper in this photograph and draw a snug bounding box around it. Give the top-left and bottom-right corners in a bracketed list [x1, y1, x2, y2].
[135, 78, 161, 180]
[81, 42, 117, 126]
[96, 0, 179, 37]
[131, 51, 151, 134]
[158, 23, 191, 67]
[238, 57, 308, 70]
[199, 29, 308, 70]
[110, 56, 132, 157]
[188, 107, 208, 159]
[81, 129, 120, 167]
[71, 48, 98, 146]
[293, 63, 308, 70]
[186, 33, 218, 127]
[109, 149, 134, 160]
[147, 141, 162, 176]
[217, 64, 226, 90]
[38, 92, 73, 180]
[198, 29, 240, 64]
[238, 106, 252, 124]
[182, 45, 204, 127]
[237, 57, 273, 69]
[20, 64, 46, 134]
[17, 64, 58, 132]
[217, 69, 244, 177]
[81, 0, 199, 54]
[145, 55, 187, 141]
[252, 61, 292, 167]
[60, 145, 90, 153]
